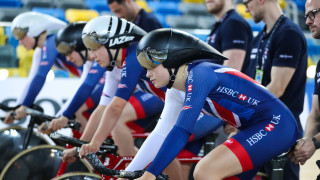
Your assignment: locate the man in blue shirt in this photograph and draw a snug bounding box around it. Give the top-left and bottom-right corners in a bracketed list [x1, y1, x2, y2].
[244, 0, 308, 179]
[205, 0, 253, 72]
[289, 0, 320, 166]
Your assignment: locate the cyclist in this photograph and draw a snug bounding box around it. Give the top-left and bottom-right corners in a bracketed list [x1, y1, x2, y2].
[43, 20, 164, 158]
[132, 28, 299, 180]
[4, 12, 83, 123]
[37, 21, 106, 134]
[77, 16, 223, 179]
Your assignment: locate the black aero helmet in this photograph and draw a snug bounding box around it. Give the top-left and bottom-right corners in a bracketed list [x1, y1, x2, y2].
[137, 28, 227, 70]
[55, 22, 87, 58]
[82, 15, 147, 70]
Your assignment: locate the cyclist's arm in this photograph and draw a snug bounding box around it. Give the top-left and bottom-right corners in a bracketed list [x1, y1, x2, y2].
[90, 53, 142, 148]
[82, 46, 143, 152]
[146, 65, 215, 176]
[57, 61, 106, 119]
[16, 47, 42, 105]
[20, 38, 57, 107]
[125, 88, 185, 171]
[79, 68, 121, 141]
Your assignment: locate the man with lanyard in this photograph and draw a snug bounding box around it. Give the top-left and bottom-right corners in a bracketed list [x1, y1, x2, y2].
[205, 0, 253, 146]
[244, 0, 308, 179]
[4, 12, 83, 122]
[289, 0, 320, 166]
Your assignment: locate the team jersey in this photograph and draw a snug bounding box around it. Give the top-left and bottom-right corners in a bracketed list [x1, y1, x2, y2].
[57, 60, 106, 119]
[16, 35, 82, 107]
[206, 9, 253, 73]
[146, 62, 299, 176]
[246, 16, 307, 118]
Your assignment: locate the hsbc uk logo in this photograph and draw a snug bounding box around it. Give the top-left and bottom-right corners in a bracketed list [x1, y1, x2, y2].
[246, 114, 281, 146]
[265, 124, 274, 131]
[186, 70, 194, 102]
[216, 86, 260, 106]
[238, 94, 247, 101]
[188, 84, 192, 92]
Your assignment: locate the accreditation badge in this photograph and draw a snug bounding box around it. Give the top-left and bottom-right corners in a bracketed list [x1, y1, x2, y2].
[255, 69, 264, 84]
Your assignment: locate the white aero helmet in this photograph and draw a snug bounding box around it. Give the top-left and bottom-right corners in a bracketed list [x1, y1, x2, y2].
[11, 12, 67, 40]
[82, 15, 146, 70]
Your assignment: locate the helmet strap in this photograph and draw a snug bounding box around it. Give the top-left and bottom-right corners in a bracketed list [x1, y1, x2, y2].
[32, 35, 40, 50]
[166, 68, 179, 89]
[78, 50, 87, 64]
[106, 47, 120, 71]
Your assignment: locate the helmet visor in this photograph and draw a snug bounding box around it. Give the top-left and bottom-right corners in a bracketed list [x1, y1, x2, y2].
[56, 41, 76, 56]
[12, 27, 28, 40]
[82, 31, 109, 50]
[137, 47, 168, 70]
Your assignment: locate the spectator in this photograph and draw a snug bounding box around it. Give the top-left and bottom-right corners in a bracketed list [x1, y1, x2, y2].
[244, 0, 308, 179]
[289, 0, 320, 165]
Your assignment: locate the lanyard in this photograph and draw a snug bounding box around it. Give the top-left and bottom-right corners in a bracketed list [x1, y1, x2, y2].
[256, 15, 285, 70]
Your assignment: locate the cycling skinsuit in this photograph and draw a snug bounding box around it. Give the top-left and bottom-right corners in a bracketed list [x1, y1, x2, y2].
[146, 62, 299, 177]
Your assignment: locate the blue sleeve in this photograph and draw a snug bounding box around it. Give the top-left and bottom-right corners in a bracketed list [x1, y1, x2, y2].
[115, 44, 143, 101]
[63, 62, 106, 119]
[147, 64, 217, 176]
[221, 19, 251, 51]
[22, 38, 57, 107]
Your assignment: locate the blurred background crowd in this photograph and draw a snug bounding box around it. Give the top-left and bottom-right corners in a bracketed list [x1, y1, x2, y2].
[0, 0, 317, 81]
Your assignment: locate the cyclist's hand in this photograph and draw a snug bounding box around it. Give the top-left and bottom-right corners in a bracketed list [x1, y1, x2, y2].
[62, 147, 77, 162]
[4, 111, 15, 124]
[38, 122, 53, 135]
[48, 116, 68, 132]
[135, 171, 156, 180]
[292, 138, 316, 165]
[14, 106, 27, 120]
[79, 142, 100, 158]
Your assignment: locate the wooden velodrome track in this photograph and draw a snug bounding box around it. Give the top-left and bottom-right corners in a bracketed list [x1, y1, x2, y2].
[300, 150, 320, 179]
